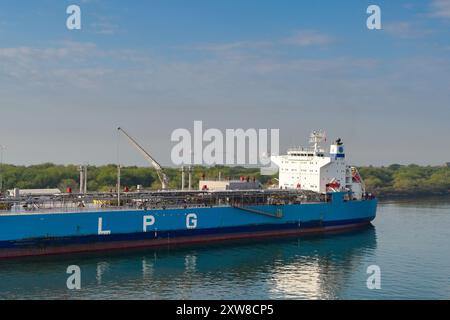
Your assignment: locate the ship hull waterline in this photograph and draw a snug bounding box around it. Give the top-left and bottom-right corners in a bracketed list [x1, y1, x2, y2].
[0, 220, 373, 259]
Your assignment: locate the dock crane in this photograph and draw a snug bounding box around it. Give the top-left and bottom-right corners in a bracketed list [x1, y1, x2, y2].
[117, 127, 169, 190]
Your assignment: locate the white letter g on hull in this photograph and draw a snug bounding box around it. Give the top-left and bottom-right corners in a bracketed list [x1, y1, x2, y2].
[186, 214, 198, 229]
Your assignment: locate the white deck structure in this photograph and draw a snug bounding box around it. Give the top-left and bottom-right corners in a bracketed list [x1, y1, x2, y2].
[271, 131, 365, 199]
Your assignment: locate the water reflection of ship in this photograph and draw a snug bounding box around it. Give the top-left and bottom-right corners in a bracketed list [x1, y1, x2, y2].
[266, 226, 378, 299]
[149, 226, 378, 299]
[0, 226, 377, 299]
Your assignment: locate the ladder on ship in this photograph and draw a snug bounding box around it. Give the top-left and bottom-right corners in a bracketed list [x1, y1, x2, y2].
[231, 205, 284, 219]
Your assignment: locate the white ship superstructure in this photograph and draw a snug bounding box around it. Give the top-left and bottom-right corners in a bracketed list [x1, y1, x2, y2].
[271, 131, 365, 199]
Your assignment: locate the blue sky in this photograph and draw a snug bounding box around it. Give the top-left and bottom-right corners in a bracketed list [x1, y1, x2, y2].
[0, 0, 449, 166]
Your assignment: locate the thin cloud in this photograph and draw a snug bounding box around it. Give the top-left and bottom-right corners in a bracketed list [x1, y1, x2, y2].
[0, 42, 142, 89]
[194, 40, 272, 53]
[191, 30, 334, 61]
[0, 42, 100, 60]
[195, 30, 334, 52]
[91, 17, 119, 35]
[282, 30, 334, 47]
[430, 0, 450, 18]
[384, 21, 433, 38]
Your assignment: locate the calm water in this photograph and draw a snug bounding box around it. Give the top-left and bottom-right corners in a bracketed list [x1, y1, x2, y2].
[0, 198, 449, 300]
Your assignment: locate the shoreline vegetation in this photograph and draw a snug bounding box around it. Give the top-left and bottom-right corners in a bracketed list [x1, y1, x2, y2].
[0, 163, 449, 200]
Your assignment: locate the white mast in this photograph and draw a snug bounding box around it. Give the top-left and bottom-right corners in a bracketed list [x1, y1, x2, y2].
[309, 130, 326, 154]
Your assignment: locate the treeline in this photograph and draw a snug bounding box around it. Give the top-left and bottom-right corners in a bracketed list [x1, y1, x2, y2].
[0, 163, 268, 192]
[0, 163, 449, 198]
[359, 164, 450, 198]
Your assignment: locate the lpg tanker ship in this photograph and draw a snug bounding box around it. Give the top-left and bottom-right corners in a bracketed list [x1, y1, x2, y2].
[0, 131, 377, 259]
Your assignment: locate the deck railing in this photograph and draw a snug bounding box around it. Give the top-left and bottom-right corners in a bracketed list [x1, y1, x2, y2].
[0, 189, 325, 215]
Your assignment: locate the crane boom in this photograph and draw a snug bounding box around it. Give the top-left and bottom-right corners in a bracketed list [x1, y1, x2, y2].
[118, 127, 169, 190]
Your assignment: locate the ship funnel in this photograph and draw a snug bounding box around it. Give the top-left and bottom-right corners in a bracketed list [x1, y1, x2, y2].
[330, 139, 345, 159]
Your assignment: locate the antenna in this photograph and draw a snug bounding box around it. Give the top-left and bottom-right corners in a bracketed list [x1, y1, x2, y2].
[309, 130, 326, 153]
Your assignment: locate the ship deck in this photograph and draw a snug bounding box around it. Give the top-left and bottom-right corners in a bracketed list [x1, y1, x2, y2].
[0, 189, 328, 216]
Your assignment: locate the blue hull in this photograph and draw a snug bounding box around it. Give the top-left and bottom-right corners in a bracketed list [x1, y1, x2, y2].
[0, 193, 377, 258]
